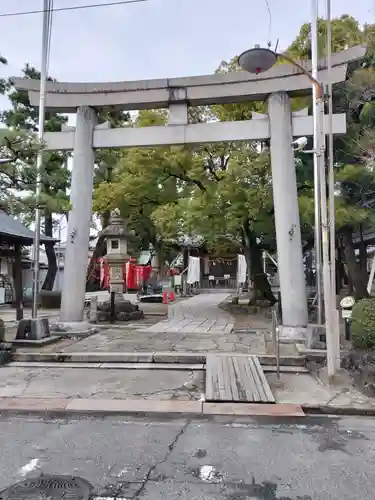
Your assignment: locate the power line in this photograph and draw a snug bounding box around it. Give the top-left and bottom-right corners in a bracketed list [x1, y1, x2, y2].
[263, 0, 272, 47]
[0, 0, 147, 18]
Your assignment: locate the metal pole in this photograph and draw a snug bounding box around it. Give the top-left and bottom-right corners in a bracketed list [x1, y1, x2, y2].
[326, 0, 335, 296]
[367, 252, 375, 295]
[56, 222, 61, 290]
[317, 96, 335, 378]
[326, 0, 340, 370]
[311, 0, 323, 325]
[32, 0, 50, 318]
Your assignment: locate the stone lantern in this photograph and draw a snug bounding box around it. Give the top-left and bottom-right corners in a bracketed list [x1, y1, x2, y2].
[102, 210, 132, 294]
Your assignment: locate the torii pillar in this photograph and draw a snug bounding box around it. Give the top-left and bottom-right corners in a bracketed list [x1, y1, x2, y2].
[268, 92, 308, 339]
[60, 106, 97, 322]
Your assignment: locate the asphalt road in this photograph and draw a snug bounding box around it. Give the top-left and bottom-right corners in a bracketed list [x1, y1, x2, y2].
[0, 414, 374, 499]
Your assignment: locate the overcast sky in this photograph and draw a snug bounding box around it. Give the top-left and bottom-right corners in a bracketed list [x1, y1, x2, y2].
[0, 0, 373, 83]
[0, 0, 372, 112]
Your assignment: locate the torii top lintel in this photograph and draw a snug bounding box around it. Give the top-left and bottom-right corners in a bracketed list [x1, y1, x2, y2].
[12, 45, 366, 113]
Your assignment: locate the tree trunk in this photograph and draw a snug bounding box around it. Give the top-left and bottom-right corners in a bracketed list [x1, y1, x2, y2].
[242, 222, 276, 304]
[42, 214, 57, 290]
[342, 226, 369, 300]
[336, 244, 345, 293]
[251, 242, 277, 304]
[359, 224, 368, 276]
[85, 211, 110, 292]
[241, 223, 252, 291]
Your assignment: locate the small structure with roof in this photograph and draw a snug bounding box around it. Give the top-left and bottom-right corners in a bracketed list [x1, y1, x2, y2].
[0, 209, 57, 318]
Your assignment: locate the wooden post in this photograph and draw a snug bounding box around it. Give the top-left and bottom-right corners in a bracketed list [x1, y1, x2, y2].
[13, 244, 23, 320]
[110, 290, 116, 323]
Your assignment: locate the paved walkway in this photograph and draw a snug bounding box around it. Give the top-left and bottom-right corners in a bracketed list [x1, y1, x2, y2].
[22, 293, 266, 355]
[0, 365, 204, 401]
[146, 293, 234, 334]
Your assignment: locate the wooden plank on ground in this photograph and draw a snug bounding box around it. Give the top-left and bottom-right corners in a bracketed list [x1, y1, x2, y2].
[205, 354, 216, 401]
[205, 354, 275, 403]
[226, 356, 240, 400]
[252, 356, 275, 403]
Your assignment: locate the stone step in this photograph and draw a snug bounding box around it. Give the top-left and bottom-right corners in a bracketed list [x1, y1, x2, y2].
[12, 351, 306, 366]
[13, 351, 206, 364]
[9, 361, 205, 370]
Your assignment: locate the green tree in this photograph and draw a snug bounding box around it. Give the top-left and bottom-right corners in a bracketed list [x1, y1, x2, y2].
[1, 64, 69, 289]
[85, 107, 131, 290]
[0, 53, 7, 94]
[287, 15, 375, 298]
[93, 110, 181, 279]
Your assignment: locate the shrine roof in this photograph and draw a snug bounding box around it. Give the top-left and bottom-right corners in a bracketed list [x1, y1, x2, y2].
[0, 210, 58, 245]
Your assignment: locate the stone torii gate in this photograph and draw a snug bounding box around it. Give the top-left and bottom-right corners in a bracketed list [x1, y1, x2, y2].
[13, 45, 365, 341]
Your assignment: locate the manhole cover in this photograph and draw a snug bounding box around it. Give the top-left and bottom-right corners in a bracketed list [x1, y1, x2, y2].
[0, 475, 92, 500]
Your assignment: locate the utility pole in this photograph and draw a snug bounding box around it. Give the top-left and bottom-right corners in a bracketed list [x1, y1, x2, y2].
[32, 0, 52, 317]
[311, 0, 323, 325]
[311, 0, 336, 378]
[326, 0, 341, 370]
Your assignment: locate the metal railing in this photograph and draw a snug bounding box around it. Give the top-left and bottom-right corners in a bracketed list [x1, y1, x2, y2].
[271, 306, 281, 382]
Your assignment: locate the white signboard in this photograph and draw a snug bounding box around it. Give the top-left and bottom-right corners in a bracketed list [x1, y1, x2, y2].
[224, 274, 230, 280]
[340, 296, 355, 309]
[208, 275, 215, 281]
[342, 309, 352, 319]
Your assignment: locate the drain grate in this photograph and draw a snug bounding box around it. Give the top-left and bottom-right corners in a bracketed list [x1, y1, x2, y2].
[0, 475, 92, 500]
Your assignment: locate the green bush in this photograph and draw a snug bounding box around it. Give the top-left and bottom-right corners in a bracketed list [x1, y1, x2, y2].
[351, 298, 375, 350]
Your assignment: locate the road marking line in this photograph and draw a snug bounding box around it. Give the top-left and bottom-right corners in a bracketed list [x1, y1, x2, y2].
[19, 458, 39, 476]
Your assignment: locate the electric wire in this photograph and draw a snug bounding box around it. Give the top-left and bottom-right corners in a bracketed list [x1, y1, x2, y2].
[0, 0, 147, 18]
[263, 0, 272, 47]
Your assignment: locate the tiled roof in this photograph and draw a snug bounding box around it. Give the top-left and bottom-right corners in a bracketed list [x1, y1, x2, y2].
[0, 210, 57, 244]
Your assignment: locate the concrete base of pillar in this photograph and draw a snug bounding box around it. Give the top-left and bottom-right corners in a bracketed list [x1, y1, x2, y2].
[305, 324, 326, 349]
[278, 325, 308, 344]
[16, 318, 51, 341]
[53, 321, 99, 337]
[278, 324, 327, 347]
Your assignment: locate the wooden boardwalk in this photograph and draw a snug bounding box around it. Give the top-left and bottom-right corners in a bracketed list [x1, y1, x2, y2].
[205, 354, 275, 403]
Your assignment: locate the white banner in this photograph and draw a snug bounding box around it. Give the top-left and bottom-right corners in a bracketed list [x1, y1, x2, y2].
[237, 254, 247, 284]
[187, 256, 201, 284]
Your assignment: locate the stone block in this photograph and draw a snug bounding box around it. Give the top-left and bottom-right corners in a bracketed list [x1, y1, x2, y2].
[0, 397, 68, 411]
[11, 336, 60, 348]
[88, 296, 98, 323]
[65, 398, 203, 414]
[305, 324, 326, 349]
[69, 352, 154, 363]
[15, 317, 50, 341]
[202, 402, 305, 416]
[277, 325, 307, 344]
[153, 352, 206, 364]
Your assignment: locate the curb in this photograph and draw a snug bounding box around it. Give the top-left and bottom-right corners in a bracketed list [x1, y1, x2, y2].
[7, 361, 309, 373]
[0, 397, 305, 418]
[8, 361, 206, 371]
[12, 351, 306, 366]
[303, 404, 375, 417]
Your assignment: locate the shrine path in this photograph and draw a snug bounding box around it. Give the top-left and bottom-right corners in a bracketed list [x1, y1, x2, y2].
[29, 293, 268, 355]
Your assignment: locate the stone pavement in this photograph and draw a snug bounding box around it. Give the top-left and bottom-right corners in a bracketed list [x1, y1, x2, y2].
[268, 368, 375, 414]
[0, 365, 204, 401]
[147, 293, 234, 335]
[30, 293, 266, 355]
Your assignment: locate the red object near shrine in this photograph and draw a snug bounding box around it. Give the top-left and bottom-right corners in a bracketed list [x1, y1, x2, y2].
[98, 258, 153, 290]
